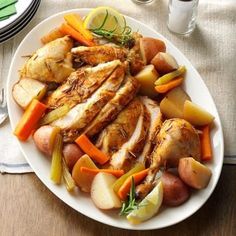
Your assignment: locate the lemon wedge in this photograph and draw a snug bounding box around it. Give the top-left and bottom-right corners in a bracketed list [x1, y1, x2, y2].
[127, 181, 163, 224]
[83, 6, 126, 34]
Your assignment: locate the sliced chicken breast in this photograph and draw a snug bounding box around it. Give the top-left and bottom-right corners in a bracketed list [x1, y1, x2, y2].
[46, 60, 121, 109]
[72, 45, 128, 65]
[84, 76, 140, 137]
[96, 98, 143, 157]
[109, 100, 150, 171]
[51, 65, 125, 131]
[137, 97, 163, 167]
[21, 36, 74, 83]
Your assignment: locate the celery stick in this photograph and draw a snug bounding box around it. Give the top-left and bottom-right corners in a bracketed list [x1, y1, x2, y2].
[155, 66, 186, 86]
[50, 133, 63, 184]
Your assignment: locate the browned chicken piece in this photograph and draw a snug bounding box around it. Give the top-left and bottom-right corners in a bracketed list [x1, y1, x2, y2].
[109, 99, 150, 171]
[127, 32, 145, 76]
[96, 98, 143, 157]
[137, 97, 163, 167]
[21, 36, 74, 83]
[136, 118, 201, 198]
[45, 60, 121, 109]
[84, 75, 140, 137]
[51, 65, 125, 133]
[72, 45, 128, 66]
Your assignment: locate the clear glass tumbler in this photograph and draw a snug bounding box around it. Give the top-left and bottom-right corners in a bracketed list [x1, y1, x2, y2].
[132, 0, 154, 4]
[167, 0, 199, 35]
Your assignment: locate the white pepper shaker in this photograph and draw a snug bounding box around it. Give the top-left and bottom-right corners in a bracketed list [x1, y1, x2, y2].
[167, 0, 199, 35]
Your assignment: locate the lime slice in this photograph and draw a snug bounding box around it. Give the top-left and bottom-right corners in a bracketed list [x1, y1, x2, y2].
[127, 181, 163, 224]
[83, 6, 125, 34]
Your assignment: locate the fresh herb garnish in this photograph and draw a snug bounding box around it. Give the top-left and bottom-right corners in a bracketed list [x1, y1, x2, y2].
[90, 10, 134, 46]
[119, 177, 138, 216]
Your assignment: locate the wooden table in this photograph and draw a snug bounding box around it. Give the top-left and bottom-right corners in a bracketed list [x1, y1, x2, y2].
[0, 165, 235, 236]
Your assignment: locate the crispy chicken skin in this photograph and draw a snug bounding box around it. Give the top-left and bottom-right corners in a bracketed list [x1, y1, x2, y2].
[84, 76, 140, 137]
[72, 45, 128, 65]
[21, 36, 74, 83]
[136, 118, 201, 198]
[45, 60, 121, 109]
[51, 65, 125, 132]
[96, 98, 143, 157]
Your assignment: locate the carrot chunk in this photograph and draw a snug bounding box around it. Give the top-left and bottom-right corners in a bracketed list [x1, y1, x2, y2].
[200, 125, 213, 161]
[75, 134, 109, 165]
[118, 169, 149, 200]
[80, 167, 124, 178]
[155, 77, 183, 93]
[14, 99, 47, 141]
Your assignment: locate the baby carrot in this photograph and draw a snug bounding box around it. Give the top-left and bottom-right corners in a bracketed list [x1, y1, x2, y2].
[14, 99, 47, 141]
[118, 169, 149, 200]
[200, 125, 212, 161]
[59, 23, 95, 46]
[75, 134, 109, 165]
[155, 77, 183, 93]
[80, 167, 124, 178]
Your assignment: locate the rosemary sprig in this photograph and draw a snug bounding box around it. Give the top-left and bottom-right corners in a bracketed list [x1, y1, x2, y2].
[90, 10, 133, 46]
[119, 177, 138, 216]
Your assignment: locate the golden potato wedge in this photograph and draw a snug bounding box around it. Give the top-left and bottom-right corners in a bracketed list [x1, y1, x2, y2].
[160, 97, 183, 118]
[183, 100, 215, 126]
[135, 64, 159, 98]
[178, 157, 212, 189]
[72, 154, 98, 193]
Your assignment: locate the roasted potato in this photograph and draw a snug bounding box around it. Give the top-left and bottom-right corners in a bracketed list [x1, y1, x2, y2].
[72, 154, 98, 193]
[140, 37, 166, 64]
[12, 78, 47, 109]
[161, 171, 190, 206]
[178, 157, 212, 189]
[183, 100, 215, 126]
[151, 52, 178, 74]
[135, 64, 159, 98]
[63, 143, 84, 171]
[33, 125, 60, 156]
[91, 172, 121, 209]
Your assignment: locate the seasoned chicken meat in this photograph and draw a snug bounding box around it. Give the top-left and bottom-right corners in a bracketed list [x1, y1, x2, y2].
[136, 118, 201, 198]
[84, 76, 140, 137]
[46, 60, 121, 109]
[51, 65, 125, 132]
[72, 45, 128, 65]
[96, 98, 143, 157]
[109, 99, 150, 171]
[127, 32, 145, 75]
[137, 97, 163, 167]
[21, 36, 74, 83]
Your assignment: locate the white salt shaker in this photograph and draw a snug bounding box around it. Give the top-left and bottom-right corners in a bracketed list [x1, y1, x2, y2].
[167, 0, 199, 35]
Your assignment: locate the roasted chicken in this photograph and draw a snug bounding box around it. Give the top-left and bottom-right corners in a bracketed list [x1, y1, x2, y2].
[51, 65, 125, 132]
[46, 60, 121, 109]
[21, 36, 74, 83]
[96, 98, 144, 157]
[84, 75, 140, 137]
[72, 45, 128, 65]
[137, 97, 163, 167]
[136, 118, 201, 198]
[109, 98, 150, 171]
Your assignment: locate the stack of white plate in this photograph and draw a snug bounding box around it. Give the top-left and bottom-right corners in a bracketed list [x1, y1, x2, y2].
[0, 0, 41, 44]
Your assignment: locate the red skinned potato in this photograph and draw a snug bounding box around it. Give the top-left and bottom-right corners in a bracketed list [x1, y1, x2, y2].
[33, 125, 60, 156]
[63, 143, 84, 171]
[151, 52, 178, 74]
[178, 157, 212, 189]
[161, 171, 190, 206]
[140, 37, 166, 64]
